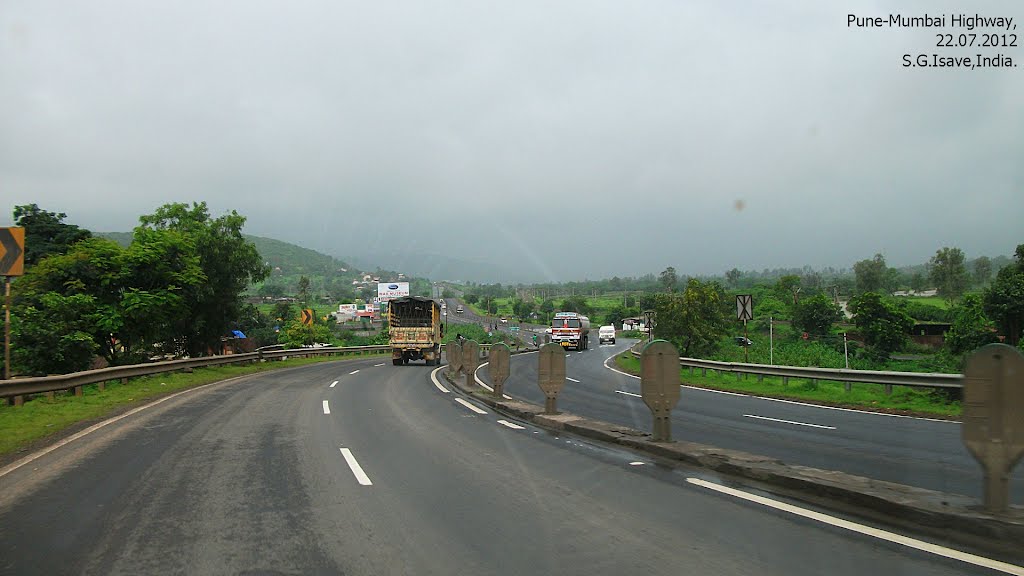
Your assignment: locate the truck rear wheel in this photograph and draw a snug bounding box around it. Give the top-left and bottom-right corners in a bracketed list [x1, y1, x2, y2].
[392, 358, 401, 366]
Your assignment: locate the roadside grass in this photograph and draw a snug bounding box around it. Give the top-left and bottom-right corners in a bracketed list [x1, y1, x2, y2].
[614, 353, 961, 419]
[905, 296, 951, 309]
[0, 353, 385, 460]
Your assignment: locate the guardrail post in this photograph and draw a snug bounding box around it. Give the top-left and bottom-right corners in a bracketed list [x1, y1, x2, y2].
[844, 381, 851, 392]
[735, 372, 741, 381]
[782, 376, 789, 387]
[13, 395, 24, 406]
[757, 374, 763, 383]
[701, 368, 707, 377]
[98, 381, 105, 391]
[74, 386, 83, 397]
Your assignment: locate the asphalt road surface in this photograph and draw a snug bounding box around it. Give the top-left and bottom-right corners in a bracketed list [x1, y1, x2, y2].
[474, 338, 1024, 503]
[0, 356, 1018, 575]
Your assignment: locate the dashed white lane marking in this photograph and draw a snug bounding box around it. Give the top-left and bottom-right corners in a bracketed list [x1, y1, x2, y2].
[430, 366, 450, 393]
[566, 377, 581, 383]
[330, 380, 338, 388]
[497, 420, 525, 430]
[629, 462, 644, 466]
[455, 398, 488, 415]
[374, 363, 385, 367]
[340, 448, 373, 486]
[349, 370, 360, 375]
[616, 390, 642, 398]
[686, 478, 1024, 575]
[322, 400, 331, 414]
[744, 414, 835, 430]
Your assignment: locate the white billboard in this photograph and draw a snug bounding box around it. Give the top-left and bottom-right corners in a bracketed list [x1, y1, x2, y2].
[377, 282, 409, 300]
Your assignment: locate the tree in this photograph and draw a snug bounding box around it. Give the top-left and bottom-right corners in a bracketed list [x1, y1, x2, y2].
[652, 279, 729, 358]
[847, 292, 913, 357]
[774, 275, 802, 306]
[929, 247, 969, 302]
[258, 283, 286, 298]
[12, 204, 92, 267]
[725, 268, 741, 287]
[559, 295, 591, 315]
[604, 305, 630, 329]
[279, 318, 333, 348]
[512, 298, 535, 320]
[792, 294, 842, 337]
[658, 267, 678, 293]
[464, 294, 479, 305]
[983, 245, 1024, 346]
[272, 301, 295, 323]
[11, 232, 204, 370]
[11, 293, 99, 375]
[909, 272, 926, 292]
[136, 202, 269, 356]
[297, 276, 312, 306]
[946, 294, 998, 356]
[853, 254, 888, 294]
[539, 298, 555, 318]
[973, 256, 992, 287]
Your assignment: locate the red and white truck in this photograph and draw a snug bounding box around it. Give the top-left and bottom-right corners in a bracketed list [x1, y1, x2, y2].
[550, 311, 591, 351]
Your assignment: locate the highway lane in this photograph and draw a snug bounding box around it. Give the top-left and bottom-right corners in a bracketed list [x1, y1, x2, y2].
[476, 338, 1024, 502]
[0, 357, 1017, 575]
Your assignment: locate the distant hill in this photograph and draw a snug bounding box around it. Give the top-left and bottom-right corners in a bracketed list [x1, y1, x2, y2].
[96, 232, 355, 278]
[347, 251, 532, 283]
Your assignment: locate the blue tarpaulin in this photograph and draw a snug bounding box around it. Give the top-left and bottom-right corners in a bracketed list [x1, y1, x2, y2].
[231, 330, 246, 338]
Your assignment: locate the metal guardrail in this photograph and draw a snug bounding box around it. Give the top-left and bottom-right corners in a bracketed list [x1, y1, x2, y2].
[629, 342, 964, 390]
[0, 345, 393, 400]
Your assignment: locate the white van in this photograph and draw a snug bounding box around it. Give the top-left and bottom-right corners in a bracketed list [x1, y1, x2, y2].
[598, 325, 616, 344]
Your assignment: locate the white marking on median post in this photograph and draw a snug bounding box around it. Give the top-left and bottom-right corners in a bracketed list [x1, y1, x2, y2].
[322, 400, 331, 414]
[497, 420, 525, 430]
[455, 398, 488, 414]
[340, 448, 373, 486]
[330, 380, 338, 388]
[743, 414, 835, 430]
[686, 478, 1024, 575]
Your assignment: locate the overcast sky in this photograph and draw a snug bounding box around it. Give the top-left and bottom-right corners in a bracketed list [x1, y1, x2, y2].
[2, 0, 1021, 282]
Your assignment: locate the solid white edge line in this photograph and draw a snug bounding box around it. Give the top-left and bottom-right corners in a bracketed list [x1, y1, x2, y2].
[744, 414, 836, 430]
[322, 400, 331, 414]
[330, 380, 338, 388]
[349, 369, 360, 375]
[566, 377, 581, 383]
[601, 345, 959, 423]
[429, 366, 450, 393]
[616, 390, 642, 398]
[339, 448, 373, 486]
[497, 419, 525, 430]
[686, 478, 1024, 575]
[455, 397, 488, 414]
[474, 363, 512, 399]
[0, 377, 239, 479]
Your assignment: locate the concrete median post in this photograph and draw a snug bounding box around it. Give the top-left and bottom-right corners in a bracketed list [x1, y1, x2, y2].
[641, 340, 682, 442]
[446, 341, 462, 378]
[537, 343, 565, 414]
[463, 340, 480, 389]
[962, 344, 1024, 514]
[488, 343, 511, 398]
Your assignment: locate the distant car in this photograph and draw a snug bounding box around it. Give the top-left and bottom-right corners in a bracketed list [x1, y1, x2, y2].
[599, 325, 616, 344]
[500, 317, 507, 323]
[735, 336, 753, 346]
[456, 306, 464, 314]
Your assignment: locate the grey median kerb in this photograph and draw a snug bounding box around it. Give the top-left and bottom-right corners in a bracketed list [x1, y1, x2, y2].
[440, 359, 1024, 561]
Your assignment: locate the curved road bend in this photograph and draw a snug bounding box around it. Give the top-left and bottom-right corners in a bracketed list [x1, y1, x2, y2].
[0, 357, 1016, 575]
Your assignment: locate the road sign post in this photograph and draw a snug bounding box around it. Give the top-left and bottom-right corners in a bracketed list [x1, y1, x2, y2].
[537, 343, 566, 414]
[643, 309, 655, 343]
[462, 340, 480, 389]
[488, 342, 511, 398]
[641, 340, 682, 442]
[962, 344, 1024, 514]
[1, 227, 25, 387]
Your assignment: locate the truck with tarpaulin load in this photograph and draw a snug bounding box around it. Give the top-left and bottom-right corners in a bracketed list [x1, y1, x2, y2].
[388, 296, 444, 365]
[550, 311, 591, 351]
